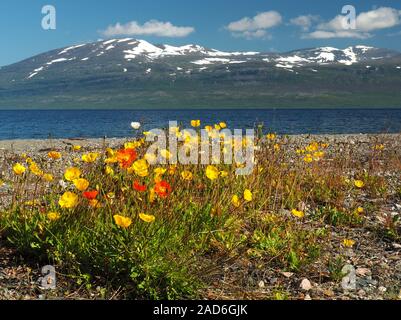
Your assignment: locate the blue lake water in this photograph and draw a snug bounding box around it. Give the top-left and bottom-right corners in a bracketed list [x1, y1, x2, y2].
[0, 109, 401, 140]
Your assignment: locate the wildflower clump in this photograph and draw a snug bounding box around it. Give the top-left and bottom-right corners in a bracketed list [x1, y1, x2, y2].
[0, 122, 400, 300]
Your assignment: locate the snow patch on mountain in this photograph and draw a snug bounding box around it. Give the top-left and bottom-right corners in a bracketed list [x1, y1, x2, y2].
[191, 58, 231, 65]
[27, 66, 44, 79]
[103, 39, 117, 45]
[276, 56, 309, 64]
[339, 47, 357, 65]
[58, 44, 85, 55]
[47, 58, 68, 65]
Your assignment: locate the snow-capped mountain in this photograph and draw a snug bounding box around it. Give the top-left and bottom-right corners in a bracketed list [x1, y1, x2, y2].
[0, 39, 400, 108]
[2, 39, 399, 81]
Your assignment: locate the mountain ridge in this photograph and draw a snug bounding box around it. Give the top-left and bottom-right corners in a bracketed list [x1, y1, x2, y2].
[1, 39, 401, 109]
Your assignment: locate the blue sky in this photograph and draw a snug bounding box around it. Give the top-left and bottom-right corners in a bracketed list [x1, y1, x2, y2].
[1, 0, 401, 66]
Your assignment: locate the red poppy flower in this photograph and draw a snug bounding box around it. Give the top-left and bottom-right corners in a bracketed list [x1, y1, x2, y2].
[133, 181, 147, 192]
[83, 190, 98, 200]
[116, 148, 137, 169]
[154, 181, 172, 198]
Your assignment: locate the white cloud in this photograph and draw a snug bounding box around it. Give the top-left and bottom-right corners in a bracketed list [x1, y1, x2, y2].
[226, 11, 282, 39]
[305, 7, 401, 39]
[290, 15, 320, 31]
[102, 20, 195, 38]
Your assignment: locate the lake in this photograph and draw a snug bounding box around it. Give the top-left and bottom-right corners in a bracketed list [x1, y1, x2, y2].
[1, 109, 401, 140]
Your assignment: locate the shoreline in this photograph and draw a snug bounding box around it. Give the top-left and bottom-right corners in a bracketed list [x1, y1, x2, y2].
[1, 133, 401, 153]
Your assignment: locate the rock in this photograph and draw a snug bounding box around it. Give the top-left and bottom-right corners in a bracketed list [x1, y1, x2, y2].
[323, 289, 335, 297]
[300, 278, 312, 291]
[356, 267, 371, 277]
[341, 265, 356, 291]
[282, 272, 294, 278]
[304, 294, 312, 300]
[378, 286, 387, 293]
[358, 289, 366, 296]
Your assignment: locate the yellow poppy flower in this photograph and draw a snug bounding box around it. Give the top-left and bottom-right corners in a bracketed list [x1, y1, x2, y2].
[291, 209, 305, 218]
[105, 165, 114, 176]
[374, 144, 384, 151]
[29, 163, 43, 176]
[124, 141, 141, 149]
[13, 163, 26, 176]
[59, 192, 79, 209]
[104, 156, 118, 164]
[313, 151, 325, 160]
[154, 167, 167, 175]
[48, 151, 62, 160]
[73, 178, 90, 191]
[244, 189, 253, 202]
[219, 122, 227, 129]
[47, 212, 61, 221]
[64, 167, 81, 181]
[181, 170, 193, 181]
[89, 199, 102, 208]
[356, 207, 364, 214]
[305, 142, 319, 152]
[266, 133, 276, 140]
[131, 159, 149, 177]
[205, 165, 219, 181]
[113, 215, 132, 228]
[191, 120, 201, 127]
[231, 195, 241, 208]
[219, 170, 228, 178]
[73, 145, 82, 151]
[82, 152, 99, 163]
[343, 239, 356, 248]
[354, 180, 365, 188]
[303, 154, 313, 163]
[139, 213, 156, 223]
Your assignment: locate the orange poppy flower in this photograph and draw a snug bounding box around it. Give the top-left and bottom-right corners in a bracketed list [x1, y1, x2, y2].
[154, 181, 172, 198]
[83, 190, 98, 200]
[133, 181, 147, 192]
[116, 148, 137, 169]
